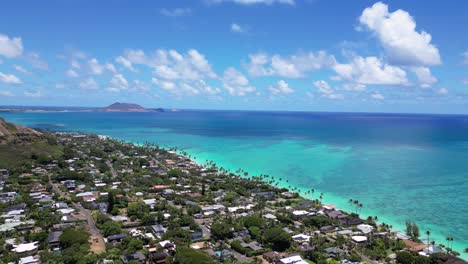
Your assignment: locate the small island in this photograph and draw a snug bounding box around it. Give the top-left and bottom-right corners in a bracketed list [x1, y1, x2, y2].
[99, 102, 164, 113]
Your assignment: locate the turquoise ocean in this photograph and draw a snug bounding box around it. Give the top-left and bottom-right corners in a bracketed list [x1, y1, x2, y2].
[1, 110, 467, 259]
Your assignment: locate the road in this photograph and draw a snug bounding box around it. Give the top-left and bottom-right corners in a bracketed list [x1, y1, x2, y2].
[48, 175, 105, 253]
[106, 160, 117, 178]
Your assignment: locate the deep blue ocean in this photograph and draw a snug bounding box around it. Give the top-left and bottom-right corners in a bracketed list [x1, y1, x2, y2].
[2, 110, 467, 258]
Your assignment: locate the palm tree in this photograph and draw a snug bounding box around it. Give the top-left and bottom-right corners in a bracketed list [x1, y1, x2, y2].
[426, 231, 430, 250]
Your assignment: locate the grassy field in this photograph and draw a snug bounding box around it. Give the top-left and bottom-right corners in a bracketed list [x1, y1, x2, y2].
[0, 139, 63, 169]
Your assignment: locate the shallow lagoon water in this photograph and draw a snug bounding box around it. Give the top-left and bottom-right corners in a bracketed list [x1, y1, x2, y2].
[2, 110, 467, 259]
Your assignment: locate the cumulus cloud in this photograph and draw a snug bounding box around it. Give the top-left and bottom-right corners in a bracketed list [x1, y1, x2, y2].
[122, 49, 216, 80]
[109, 74, 129, 90]
[313, 80, 343, 99]
[207, 0, 295, 5]
[341, 83, 367, 92]
[116, 56, 137, 72]
[0, 33, 23, 58]
[13, 65, 30, 74]
[462, 51, 468, 65]
[88, 58, 105, 75]
[245, 51, 335, 78]
[0, 72, 22, 84]
[437, 87, 448, 95]
[269, 80, 294, 95]
[411, 66, 437, 88]
[371, 93, 385, 100]
[333, 56, 408, 85]
[222, 67, 256, 96]
[79, 77, 99, 90]
[160, 8, 191, 17]
[24, 52, 48, 70]
[66, 69, 79, 78]
[231, 23, 245, 33]
[24, 91, 42, 98]
[359, 2, 441, 66]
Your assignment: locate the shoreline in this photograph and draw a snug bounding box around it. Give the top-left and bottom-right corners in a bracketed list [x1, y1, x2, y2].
[120, 136, 468, 260]
[2, 111, 467, 260]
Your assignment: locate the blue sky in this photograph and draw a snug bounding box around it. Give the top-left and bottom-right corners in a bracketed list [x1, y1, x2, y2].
[0, 0, 467, 113]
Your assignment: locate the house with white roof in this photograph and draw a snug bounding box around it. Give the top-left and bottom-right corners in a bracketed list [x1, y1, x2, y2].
[279, 255, 308, 264]
[357, 224, 374, 234]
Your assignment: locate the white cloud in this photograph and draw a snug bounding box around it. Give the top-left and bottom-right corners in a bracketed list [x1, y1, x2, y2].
[0, 33, 23, 58]
[79, 77, 99, 90]
[25, 52, 48, 70]
[160, 8, 191, 17]
[341, 83, 367, 91]
[437, 87, 448, 95]
[222, 67, 256, 96]
[71, 60, 81, 69]
[116, 56, 136, 72]
[231, 23, 245, 33]
[0, 91, 14, 97]
[66, 69, 79, 78]
[313, 80, 344, 99]
[462, 51, 468, 65]
[109, 74, 129, 90]
[88, 58, 105, 75]
[0, 72, 22, 84]
[207, 0, 295, 5]
[24, 91, 42, 98]
[411, 66, 437, 88]
[245, 51, 335, 78]
[269, 80, 294, 95]
[122, 49, 216, 80]
[371, 93, 385, 100]
[152, 78, 176, 91]
[359, 2, 441, 66]
[106, 63, 117, 74]
[333, 56, 408, 85]
[13, 65, 30, 74]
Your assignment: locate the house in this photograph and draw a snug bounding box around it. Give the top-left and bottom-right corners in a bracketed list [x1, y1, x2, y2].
[0, 169, 9, 179]
[327, 210, 344, 219]
[320, 226, 335, 233]
[263, 213, 277, 220]
[292, 234, 311, 242]
[151, 224, 167, 238]
[279, 255, 308, 264]
[150, 251, 169, 264]
[159, 240, 176, 254]
[324, 247, 345, 258]
[107, 234, 127, 243]
[241, 241, 264, 251]
[292, 210, 310, 219]
[191, 231, 203, 241]
[48, 231, 63, 251]
[19, 256, 41, 264]
[11, 242, 39, 255]
[263, 251, 281, 263]
[351, 236, 367, 244]
[143, 198, 157, 209]
[422, 245, 444, 255]
[120, 252, 146, 264]
[356, 224, 373, 234]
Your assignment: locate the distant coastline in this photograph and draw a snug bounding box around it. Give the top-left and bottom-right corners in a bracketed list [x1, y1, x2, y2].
[0, 102, 164, 113]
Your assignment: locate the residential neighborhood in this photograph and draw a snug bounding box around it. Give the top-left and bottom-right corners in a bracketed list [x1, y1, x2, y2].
[0, 128, 466, 264]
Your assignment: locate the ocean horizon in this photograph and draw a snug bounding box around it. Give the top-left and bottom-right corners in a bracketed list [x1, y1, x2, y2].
[1, 109, 467, 259]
